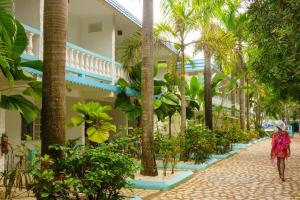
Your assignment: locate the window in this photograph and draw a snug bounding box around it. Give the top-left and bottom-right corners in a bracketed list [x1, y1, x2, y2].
[21, 112, 41, 140]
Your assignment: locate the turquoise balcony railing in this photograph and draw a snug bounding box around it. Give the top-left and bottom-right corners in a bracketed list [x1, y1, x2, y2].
[22, 24, 128, 85]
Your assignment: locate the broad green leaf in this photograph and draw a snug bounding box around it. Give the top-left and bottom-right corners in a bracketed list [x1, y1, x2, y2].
[153, 99, 162, 110]
[117, 78, 129, 88]
[20, 60, 43, 71]
[23, 81, 42, 101]
[0, 95, 38, 123]
[71, 115, 84, 126]
[190, 76, 199, 98]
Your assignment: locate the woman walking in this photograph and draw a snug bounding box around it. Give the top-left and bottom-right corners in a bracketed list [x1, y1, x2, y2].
[270, 120, 291, 181]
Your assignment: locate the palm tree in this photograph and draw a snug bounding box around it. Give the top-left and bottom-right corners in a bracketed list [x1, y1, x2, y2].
[194, 22, 235, 130]
[192, 0, 235, 130]
[41, 0, 68, 156]
[140, 0, 158, 176]
[219, 2, 248, 130]
[156, 0, 195, 135]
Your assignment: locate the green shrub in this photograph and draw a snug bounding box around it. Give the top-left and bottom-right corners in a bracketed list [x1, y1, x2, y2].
[29, 145, 138, 200]
[183, 125, 216, 164]
[154, 133, 181, 175]
[213, 130, 231, 154]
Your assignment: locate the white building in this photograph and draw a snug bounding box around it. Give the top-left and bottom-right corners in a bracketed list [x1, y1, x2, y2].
[0, 0, 238, 158]
[0, 0, 176, 149]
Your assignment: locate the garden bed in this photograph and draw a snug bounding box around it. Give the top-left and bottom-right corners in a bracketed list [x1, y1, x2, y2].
[127, 170, 193, 190]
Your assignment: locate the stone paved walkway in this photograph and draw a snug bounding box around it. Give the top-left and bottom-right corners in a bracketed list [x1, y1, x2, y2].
[143, 134, 300, 200]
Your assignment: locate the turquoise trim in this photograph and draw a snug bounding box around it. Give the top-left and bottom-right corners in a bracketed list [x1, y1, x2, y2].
[128, 170, 193, 191]
[22, 23, 40, 35]
[231, 143, 251, 150]
[22, 65, 138, 96]
[66, 76, 119, 92]
[183, 59, 221, 73]
[130, 196, 142, 200]
[156, 158, 220, 171]
[66, 66, 112, 82]
[21, 53, 39, 61]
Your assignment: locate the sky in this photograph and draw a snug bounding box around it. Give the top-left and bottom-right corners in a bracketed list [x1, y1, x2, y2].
[115, 0, 203, 59]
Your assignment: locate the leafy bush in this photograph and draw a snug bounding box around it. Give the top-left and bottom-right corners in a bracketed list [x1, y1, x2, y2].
[213, 130, 231, 154]
[29, 145, 138, 200]
[108, 127, 141, 158]
[182, 125, 216, 164]
[154, 133, 181, 175]
[257, 129, 270, 138]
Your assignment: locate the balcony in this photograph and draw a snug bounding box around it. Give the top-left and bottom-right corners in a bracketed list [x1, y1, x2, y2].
[22, 24, 130, 93]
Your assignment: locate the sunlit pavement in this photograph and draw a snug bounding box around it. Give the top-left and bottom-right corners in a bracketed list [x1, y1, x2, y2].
[138, 134, 300, 200]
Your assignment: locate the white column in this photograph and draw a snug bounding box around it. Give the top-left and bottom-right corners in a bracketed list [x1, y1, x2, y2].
[39, 0, 44, 59]
[111, 14, 116, 84]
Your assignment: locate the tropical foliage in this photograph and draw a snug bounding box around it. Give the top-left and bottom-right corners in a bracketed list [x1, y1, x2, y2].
[69, 102, 116, 143]
[246, 0, 300, 101]
[0, 0, 42, 123]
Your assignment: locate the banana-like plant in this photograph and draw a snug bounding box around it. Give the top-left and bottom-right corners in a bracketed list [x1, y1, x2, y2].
[69, 102, 116, 144]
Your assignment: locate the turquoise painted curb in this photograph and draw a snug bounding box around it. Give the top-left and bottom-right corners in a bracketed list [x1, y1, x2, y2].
[210, 153, 232, 159]
[128, 170, 193, 191]
[156, 158, 220, 170]
[130, 196, 142, 200]
[231, 143, 251, 150]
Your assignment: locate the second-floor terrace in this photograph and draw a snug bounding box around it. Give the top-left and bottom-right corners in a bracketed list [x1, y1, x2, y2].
[16, 0, 176, 95]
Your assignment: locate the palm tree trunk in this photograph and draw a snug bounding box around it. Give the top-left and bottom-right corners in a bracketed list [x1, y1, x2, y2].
[204, 45, 213, 130]
[237, 45, 246, 131]
[246, 76, 250, 130]
[41, 0, 68, 156]
[168, 115, 172, 139]
[180, 48, 186, 135]
[230, 76, 236, 124]
[239, 76, 246, 130]
[140, 0, 157, 176]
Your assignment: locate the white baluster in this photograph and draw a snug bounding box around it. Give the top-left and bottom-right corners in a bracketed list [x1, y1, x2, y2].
[26, 32, 34, 55]
[90, 57, 94, 71]
[105, 62, 109, 76]
[85, 55, 90, 71]
[95, 58, 99, 73]
[108, 63, 111, 76]
[100, 60, 105, 75]
[80, 53, 85, 69]
[70, 49, 75, 67]
[75, 50, 80, 68]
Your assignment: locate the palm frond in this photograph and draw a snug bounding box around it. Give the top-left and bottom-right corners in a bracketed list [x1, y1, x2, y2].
[0, 0, 14, 14]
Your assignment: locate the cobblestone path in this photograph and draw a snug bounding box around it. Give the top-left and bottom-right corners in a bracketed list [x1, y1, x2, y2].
[146, 134, 300, 200]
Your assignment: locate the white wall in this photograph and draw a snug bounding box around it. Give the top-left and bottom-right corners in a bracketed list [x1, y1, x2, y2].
[77, 15, 113, 58]
[5, 110, 22, 147]
[14, 0, 40, 29]
[68, 13, 81, 45]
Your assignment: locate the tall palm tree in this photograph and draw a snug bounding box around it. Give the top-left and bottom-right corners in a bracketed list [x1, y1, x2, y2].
[41, 0, 68, 156]
[219, 1, 248, 130]
[156, 0, 195, 135]
[194, 22, 235, 130]
[140, 0, 157, 176]
[192, 0, 233, 130]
